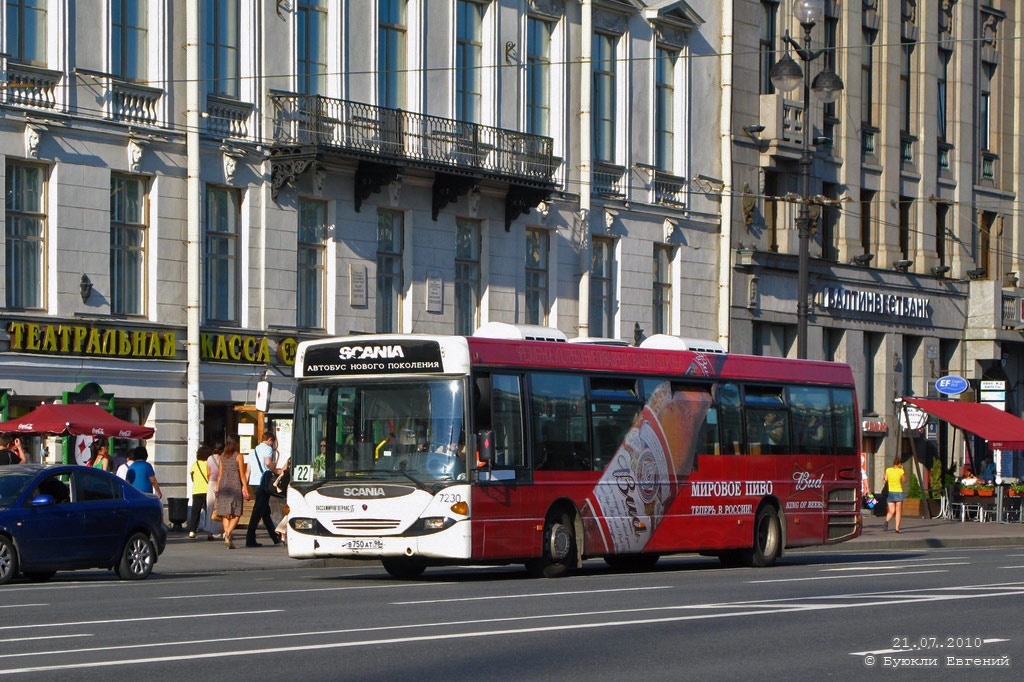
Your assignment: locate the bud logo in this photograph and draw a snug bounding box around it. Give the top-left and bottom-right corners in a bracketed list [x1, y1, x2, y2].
[338, 345, 406, 361]
[793, 471, 824, 491]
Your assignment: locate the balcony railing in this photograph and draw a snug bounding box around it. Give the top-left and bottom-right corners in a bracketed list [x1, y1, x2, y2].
[270, 93, 555, 185]
[207, 95, 253, 139]
[654, 171, 686, 206]
[112, 80, 162, 125]
[592, 162, 625, 197]
[3, 61, 61, 109]
[1002, 295, 1021, 328]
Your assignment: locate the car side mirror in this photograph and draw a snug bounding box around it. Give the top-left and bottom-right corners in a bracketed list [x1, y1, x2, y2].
[30, 494, 54, 506]
[477, 429, 495, 464]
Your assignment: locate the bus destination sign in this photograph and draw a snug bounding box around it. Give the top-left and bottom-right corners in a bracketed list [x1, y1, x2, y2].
[303, 340, 444, 377]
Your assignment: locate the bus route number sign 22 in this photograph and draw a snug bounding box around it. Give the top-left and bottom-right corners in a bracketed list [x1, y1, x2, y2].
[293, 464, 314, 482]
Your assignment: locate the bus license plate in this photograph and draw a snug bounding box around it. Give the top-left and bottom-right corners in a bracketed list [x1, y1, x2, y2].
[343, 539, 383, 551]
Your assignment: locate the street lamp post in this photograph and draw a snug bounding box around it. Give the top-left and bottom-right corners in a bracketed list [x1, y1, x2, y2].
[768, 0, 843, 359]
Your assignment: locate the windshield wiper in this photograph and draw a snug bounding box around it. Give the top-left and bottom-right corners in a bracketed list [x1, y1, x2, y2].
[397, 468, 431, 492]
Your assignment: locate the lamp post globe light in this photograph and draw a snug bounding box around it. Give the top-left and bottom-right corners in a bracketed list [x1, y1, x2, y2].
[767, 0, 843, 359]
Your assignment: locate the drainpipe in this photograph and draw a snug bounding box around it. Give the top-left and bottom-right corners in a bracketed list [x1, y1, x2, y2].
[577, 0, 593, 337]
[716, 0, 734, 350]
[186, 0, 201, 490]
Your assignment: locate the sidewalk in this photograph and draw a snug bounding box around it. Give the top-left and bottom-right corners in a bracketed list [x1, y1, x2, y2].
[153, 514, 1024, 575]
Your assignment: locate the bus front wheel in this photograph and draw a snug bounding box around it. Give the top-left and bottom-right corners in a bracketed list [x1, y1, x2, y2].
[382, 556, 427, 579]
[526, 511, 576, 578]
[742, 505, 782, 568]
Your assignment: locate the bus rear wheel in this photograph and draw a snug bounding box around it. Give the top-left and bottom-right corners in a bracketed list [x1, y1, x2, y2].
[382, 556, 426, 579]
[603, 554, 660, 572]
[526, 511, 576, 578]
[741, 505, 782, 568]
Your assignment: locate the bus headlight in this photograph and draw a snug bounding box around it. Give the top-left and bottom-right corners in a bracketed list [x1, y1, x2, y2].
[291, 517, 315, 531]
[422, 517, 447, 529]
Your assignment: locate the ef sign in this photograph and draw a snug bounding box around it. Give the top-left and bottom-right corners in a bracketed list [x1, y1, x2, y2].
[935, 375, 969, 396]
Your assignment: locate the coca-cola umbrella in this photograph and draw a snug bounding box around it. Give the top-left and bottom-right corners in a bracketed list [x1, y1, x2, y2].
[0, 403, 155, 439]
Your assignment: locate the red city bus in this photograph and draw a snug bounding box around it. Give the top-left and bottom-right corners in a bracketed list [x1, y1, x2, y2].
[286, 327, 862, 578]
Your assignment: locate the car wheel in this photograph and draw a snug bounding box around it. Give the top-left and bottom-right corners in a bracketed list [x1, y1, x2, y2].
[116, 533, 155, 580]
[22, 571, 56, 582]
[0, 536, 18, 585]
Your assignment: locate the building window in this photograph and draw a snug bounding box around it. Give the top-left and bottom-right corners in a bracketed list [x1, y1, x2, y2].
[456, 0, 484, 123]
[592, 32, 616, 163]
[902, 335, 920, 397]
[110, 175, 147, 316]
[297, 199, 326, 328]
[525, 228, 549, 325]
[859, 189, 874, 256]
[937, 49, 951, 141]
[589, 236, 614, 337]
[203, 187, 239, 323]
[863, 332, 882, 415]
[5, 0, 46, 64]
[824, 328, 843, 363]
[898, 196, 912, 260]
[205, 0, 240, 98]
[822, 11, 839, 141]
[297, 0, 327, 96]
[759, 1, 776, 95]
[764, 170, 779, 252]
[455, 218, 481, 335]
[861, 29, 876, 127]
[526, 16, 552, 137]
[978, 211, 994, 279]
[653, 244, 672, 335]
[4, 162, 45, 309]
[753, 322, 793, 358]
[111, 0, 147, 81]
[376, 209, 403, 333]
[979, 91, 990, 151]
[378, 0, 406, 109]
[900, 40, 913, 136]
[935, 202, 948, 268]
[655, 48, 676, 172]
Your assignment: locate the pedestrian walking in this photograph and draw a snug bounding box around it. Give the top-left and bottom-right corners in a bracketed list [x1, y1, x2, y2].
[187, 445, 213, 539]
[244, 433, 281, 547]
[215, 439, 248, 549]
[0, 435, 24, 465]
[126, 445, 163, 499]
[205, 443, 222, 539]
[884, 455, 907, 533]
[87, 442, 111, 471]
[115, 450, 132, 480]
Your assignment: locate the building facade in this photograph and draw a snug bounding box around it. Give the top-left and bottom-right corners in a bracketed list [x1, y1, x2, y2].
[730, 0, 1024, 489]
[0, 0, 723, 496]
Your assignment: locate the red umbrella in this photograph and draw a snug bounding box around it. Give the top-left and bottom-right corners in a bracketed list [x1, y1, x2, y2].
[0, 404, 154, 439]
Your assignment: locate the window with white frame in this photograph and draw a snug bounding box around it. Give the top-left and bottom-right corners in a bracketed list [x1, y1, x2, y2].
[205, 0, 240, 98]
[376, 209, 403, 333]
[653, 244, 672, 335]
[297, 0, 327, 96]
[655, 47, 676, 172]
[525, 228, 549, 325]
[526, 16, 553, 137]
[589, 236, 614, 337]
[111, 0, 148, 82]
[297, 198, 326, 328]
[204, 186, 239, 323]
[110, 175, 147, 316]
[378, 0, 406, 109]
[5, 0, 46, 65]
[456, 0, 485, 123]
[455, 218, 481, 335]
[4, 162, 45, 309]
[592, 32, 617, 162]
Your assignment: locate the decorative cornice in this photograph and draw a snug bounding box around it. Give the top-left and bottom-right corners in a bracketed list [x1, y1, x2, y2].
[594, 8, 628, 34]
[527, 0, 563, 20]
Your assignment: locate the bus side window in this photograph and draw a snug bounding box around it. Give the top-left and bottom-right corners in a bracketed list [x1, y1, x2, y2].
[490, 375, 525, 467]
[788, 386, 831, 455]
[744, 386, 789, 455]
[718, 382, 743, 455]
[530, 373, 590, 471]
[830, 388, 857, 456]
[590, 402, 641, 471]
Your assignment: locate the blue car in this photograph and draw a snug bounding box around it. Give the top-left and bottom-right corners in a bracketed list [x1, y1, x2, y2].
[0, 465, 167, 584]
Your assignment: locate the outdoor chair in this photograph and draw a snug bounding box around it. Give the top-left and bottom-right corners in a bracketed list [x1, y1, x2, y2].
[946, 486, 979, 522]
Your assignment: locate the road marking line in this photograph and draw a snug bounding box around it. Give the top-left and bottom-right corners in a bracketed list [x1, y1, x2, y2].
[2, 585, 1022, 675]
[0, 610, 281, 631]
[813, 556, 970, 568]
[850, 638, 1010, 656]
[0, 635, 91, 644]
[821, 562, 969, 572]
[161, 582, 455, 600]
[392, 586, 672, 605]
[0, 578, 215, 593]
[748, 569, 947, 584]
[997, 565, 1024, 569]
[0, 604, 46, 610]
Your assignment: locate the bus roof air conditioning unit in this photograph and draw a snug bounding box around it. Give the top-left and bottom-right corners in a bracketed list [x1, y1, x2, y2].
[472, 322, 567, 342]
[639, 334, 727, 354]
[566, 336, 632, 347]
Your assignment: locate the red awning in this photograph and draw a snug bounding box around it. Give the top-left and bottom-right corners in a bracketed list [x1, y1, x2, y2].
[0, 404, 154, 439]
[902, 397, 1024, 450]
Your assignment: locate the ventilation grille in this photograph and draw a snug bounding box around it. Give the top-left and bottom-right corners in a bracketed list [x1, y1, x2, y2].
[331, 518, 401, 531]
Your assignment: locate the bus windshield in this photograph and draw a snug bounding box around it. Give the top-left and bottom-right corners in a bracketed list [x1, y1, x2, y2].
[293, 379, 466, 484]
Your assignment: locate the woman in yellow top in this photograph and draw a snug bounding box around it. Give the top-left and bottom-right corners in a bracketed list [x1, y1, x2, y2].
[884, 455, 908, 533]
[187, 445, 214, 540]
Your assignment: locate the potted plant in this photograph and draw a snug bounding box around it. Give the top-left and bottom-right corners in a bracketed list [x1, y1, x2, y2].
[1008, 483, 1024, 497]
[903, 472, 924, 516]
[977, 485, 996, 497]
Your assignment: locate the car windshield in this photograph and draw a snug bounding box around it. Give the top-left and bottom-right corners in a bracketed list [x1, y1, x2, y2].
[294, 379, 466, 484]
[0, 471, 34, 507]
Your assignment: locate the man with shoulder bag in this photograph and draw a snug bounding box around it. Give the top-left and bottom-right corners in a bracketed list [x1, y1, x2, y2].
[244, 433, 281, 548]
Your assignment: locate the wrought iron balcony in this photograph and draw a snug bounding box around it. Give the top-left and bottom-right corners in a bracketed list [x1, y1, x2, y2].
[269, 93, 556, 229]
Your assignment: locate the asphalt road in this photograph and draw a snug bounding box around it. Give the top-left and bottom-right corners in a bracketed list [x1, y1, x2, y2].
[0, 548, 1022, 681]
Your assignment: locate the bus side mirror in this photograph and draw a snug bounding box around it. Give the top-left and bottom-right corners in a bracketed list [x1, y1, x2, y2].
[477, 430, 495, 464]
